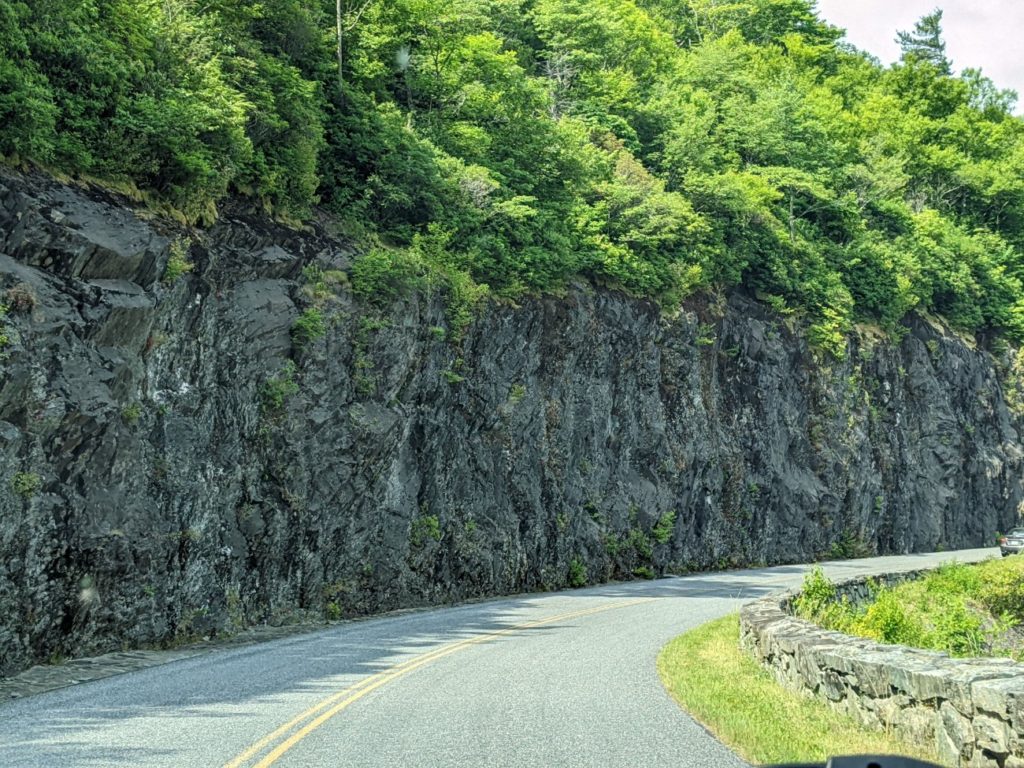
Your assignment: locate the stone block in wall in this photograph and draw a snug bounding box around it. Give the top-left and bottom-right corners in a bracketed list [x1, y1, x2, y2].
[741, 603, 785, 634]
[938, 700, 975, 766]
[972, 677, 1024, 730]
[816, 641, 866, 676]
[849, 650, 908, 698]
[939, 664, 1021, 717]
[968, 751, 1003, 768]
[872, 693, 913, 729]
[796, 638, 849, 689]
[886, 653, 954, 703]
[779, 652, 803, 689]
[850, 696, 882, 731]
[1011, 731, 1024, 760]
[973, 714, 1011, 757]
[820, 669, 847, 701]
[893, 704, 936, 744]
[764, 618, 811, 657]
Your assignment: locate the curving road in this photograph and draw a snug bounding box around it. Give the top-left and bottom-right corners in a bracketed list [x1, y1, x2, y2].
[0, 549, 995, 768]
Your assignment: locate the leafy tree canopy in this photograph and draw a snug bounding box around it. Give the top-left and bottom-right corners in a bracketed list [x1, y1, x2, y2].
[1, 0, 1022, 352]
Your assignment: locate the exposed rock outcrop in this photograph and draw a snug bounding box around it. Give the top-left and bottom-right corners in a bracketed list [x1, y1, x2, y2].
[1, 169, 1022, 675]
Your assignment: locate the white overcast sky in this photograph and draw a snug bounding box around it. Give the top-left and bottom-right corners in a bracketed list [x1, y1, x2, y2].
[815, 1, 1024, 99]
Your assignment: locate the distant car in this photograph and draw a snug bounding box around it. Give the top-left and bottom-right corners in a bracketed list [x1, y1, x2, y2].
[999, 528, 1024, 556]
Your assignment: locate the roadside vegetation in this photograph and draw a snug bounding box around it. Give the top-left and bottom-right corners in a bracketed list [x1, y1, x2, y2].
[795, 558, 1024, 659]
[658, 615, 939, 765]
[2, 2, 1024, 351]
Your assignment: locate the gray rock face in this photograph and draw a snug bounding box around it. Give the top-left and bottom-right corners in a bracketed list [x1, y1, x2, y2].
[1, 169, 1023, 676]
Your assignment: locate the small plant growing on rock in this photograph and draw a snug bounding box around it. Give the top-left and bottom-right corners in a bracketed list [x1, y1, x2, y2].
[633, 565, 656, 580]
[828, 529, 873, 560]
[4, 282, 36, 312]
[292, 307, 326, 347]
[603, 533, 621, 558]
[696, 323, 716, 346]
[350, 247, 424, 306]
[652, 509, 677, 544]
[0, 303, 10, 356]
[808, 307, 848, 361]
[626, 527, 653, 561]
[569, 556, 587, 588]
[10, 471, 41, 497]
[300, 264, 348, 303]
[508, 383, 526, 404]
[442, 369, 465, 384]
[442, 268, 487, 342]
[121, 402, 142, 425]
[261, 361, 299, 413]
[162, 238, 194, 284]
[410, 513, 442, 547]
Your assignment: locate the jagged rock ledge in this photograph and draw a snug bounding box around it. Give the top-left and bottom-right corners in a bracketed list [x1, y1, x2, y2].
[741, 571, 1024, 768]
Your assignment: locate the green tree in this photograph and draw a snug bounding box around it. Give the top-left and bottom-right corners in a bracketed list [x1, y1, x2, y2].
[1, 0, 1023, 348]
[896, 9, 951, 75]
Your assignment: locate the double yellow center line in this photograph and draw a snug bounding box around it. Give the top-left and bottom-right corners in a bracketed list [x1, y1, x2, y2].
[223, 598, 651, 768]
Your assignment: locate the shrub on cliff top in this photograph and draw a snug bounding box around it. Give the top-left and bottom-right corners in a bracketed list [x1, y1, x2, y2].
[350, 248, 425, 307]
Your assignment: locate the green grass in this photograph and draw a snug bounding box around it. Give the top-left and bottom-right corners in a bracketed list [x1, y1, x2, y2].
[657, 615, 939, 766]
[795, 559, 1024, 659]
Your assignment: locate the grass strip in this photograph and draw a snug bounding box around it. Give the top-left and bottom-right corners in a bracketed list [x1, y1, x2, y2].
[657, 614, 940, 766]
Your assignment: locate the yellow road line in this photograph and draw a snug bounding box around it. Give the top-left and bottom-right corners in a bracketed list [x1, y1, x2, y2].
[224, 599, 650, 768]
[250, 600, 649, 768]
[222, 643, 462, 768]
[224, 615, 533, 768]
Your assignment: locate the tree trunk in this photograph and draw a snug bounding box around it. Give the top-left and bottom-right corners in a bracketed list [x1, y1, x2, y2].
[789, 193, 795, 243]
[336, 0, 345, 100]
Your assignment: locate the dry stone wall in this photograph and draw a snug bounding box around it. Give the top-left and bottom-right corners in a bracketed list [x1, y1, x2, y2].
[741, 574, 1024, 768]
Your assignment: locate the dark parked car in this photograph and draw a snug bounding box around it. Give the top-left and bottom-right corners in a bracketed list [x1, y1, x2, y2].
[1000, 528, 1024, 556]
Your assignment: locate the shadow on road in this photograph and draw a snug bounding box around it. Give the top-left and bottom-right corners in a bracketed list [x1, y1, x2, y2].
[0, 587, 681, 765]
[0, 550, 995, 766]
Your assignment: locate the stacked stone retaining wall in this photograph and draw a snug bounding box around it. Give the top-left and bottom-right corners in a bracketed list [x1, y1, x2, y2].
[740, 573, 1024, 767]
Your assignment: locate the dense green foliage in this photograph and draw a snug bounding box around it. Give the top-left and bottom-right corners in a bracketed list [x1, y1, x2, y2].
[795, 560, 1024, 659]
[3, 0, 1024, 346]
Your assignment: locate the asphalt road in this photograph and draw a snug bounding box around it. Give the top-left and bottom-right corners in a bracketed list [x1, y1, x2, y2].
[0, 548, 996, 768]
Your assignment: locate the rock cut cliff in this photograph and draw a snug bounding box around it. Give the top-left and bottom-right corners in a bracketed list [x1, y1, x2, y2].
[1, 169, 1021, 676]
